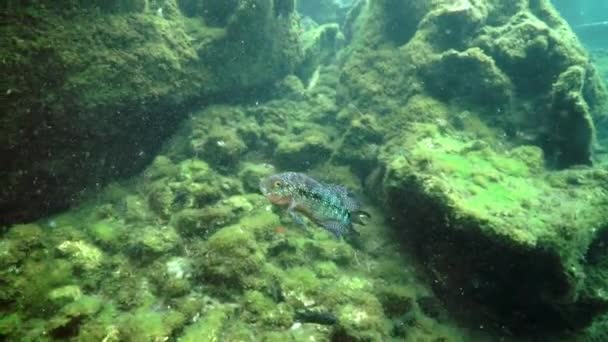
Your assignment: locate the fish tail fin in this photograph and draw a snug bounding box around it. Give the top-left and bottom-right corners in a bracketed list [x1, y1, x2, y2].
[352, 210, 371, 225]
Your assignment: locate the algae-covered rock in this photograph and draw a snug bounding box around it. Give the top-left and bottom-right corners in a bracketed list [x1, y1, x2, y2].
[47, 295, 103, 339]
[179, 306, 229, 341]
[297, 23, 344, 82]
[48, 285, 82, 307]
[57, 240, 103, 271]
[144, 155, 179, 182]
[130, 225, 180, 256]
[546, 65, 596, 167]
[197, 225, 265, 290]
[117, 306, 185, 341]
[4, 224, 45, 253]
[341, 0, 608, 170]
[172, 194, 255, 237]
[336, 114, 383, 175]
[1, 0, 303, 225]
[238, 162, 276, 192]
[380, 124, 608, 333]
[334, 295, 390, 341]
[87, 219, 126, 248]
[241, 290, 293, 327]
[173, 206, 235, 237]
[421, 47, 513, 110]
[274, 130, 333, 170]
[199, 129, 247, 172]
[0, 313, 21, 338]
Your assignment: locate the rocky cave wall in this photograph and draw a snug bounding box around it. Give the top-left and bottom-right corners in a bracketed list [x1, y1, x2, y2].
[0, 0, 302, 225]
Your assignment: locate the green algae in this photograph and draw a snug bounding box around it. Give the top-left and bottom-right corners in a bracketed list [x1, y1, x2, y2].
[381, 121, 608, 332]
[180, 306, 229, 342]
[117, 306, 185, 342]
[198, 224, 266, 290]
[88, 219, 125, 246]
[1, 0, 304, 225]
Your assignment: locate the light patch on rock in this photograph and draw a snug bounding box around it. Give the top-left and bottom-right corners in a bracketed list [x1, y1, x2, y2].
[57, 240, 103, 270]
[166, 257, 191, 279]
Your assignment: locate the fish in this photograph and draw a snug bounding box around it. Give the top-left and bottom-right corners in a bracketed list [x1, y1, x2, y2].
[259, 172, 370, 237]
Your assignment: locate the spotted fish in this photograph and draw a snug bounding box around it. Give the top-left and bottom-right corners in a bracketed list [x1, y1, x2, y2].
[259, 172, 370, 237]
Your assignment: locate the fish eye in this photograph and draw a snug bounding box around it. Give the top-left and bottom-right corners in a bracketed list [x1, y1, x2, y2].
[273, 180, 282, 188]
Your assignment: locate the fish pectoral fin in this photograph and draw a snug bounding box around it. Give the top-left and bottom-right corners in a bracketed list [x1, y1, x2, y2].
[288, 209, 306, 227]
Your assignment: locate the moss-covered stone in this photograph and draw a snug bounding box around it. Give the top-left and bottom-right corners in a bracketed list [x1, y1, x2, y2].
[421, 47, 513, 110]
[129, 225, 180, 257]
[340, 0, 608, 170]
[238, 162, 276, 193]
[241, 290, 293, 327]
[336, 114, 384, 175]
[87, 219, 126, 248]
[117, 306, 185, 341]
[57, 240, 104, 271]
[297, 23, 344, 83]
[545, 65, 596, 167]
[380, 123, 608, 333]
[197, 225, 265, 290]
[274, 130, 333, 170]
[179, 305, 230, 341]
[1, 0, 303, 225]
[334, 294, 390, 341]
[200, 129, 248, 172]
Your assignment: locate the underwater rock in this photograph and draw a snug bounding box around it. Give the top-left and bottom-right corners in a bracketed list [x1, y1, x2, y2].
[144, 155, 179, 182]
[1, 0, 303, 225]
[271, 75, 308, 100]
[145, 180, 176, 219]
[147, 257, 193, 298]
[374, 284, 416, 318]
[297, 23, 345, 83]
[298, 0, 354, 25]
[166, 257, 192, 280]
[57, 240, 103, 271]
[172, 194, 255, 237]
[48, 285, 82, 307]
[87, 219, 126, 248]
[179, 305, 230, 341]
[199, 129, 247, 172]
[274, 131, 333, 170]
[47, 295, 103, 339]
[340, 0, 608, 169]
[335, 114, 383, 175]
[420, 47, 513, 111]
[173, 207, 234, 237]
[238, 162, 276, 193]
[380, 124, 608, 333]
[333, 296, 390, 341]
[130, 225, 180, 256]
[241, 290, 294, 327]
[117, 306, 185, 341]
[546, 65, 596, 167]
[4, 224, 45, 253]
[196, 224, 265, 290]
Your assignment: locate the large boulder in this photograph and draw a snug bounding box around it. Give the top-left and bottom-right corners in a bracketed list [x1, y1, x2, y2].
[1, 0, 302, 225]
[337, 0, 608, 335]
[378, 124, 608, 333]
[339, 0, 608, 168]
